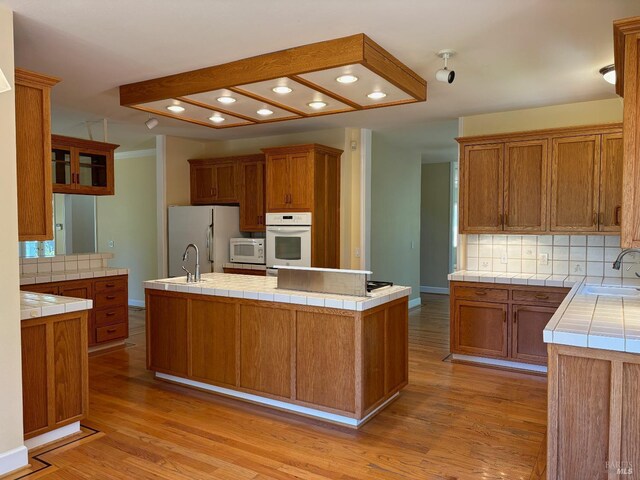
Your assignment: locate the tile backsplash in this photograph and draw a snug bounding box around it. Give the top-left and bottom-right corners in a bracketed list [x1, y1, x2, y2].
[464, 235, 639, 278]
[19, 253, 114, 275]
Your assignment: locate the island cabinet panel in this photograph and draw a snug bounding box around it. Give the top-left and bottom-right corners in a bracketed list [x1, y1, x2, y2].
[147, 294, 188, 375]
[21, 311, 88, 439]
[190, 299, 237, 386]
[362, 310, 385, 411]
[461, 144, 503, 232]
[452, 300, 508, 358]
[504, 140, 547, 232]
[239, 305, 292, 398]
[21, 323, 49, 434]
[550, 135, 601, 232]
[296, 312, 356, 412]
[385, 301, 409, 392]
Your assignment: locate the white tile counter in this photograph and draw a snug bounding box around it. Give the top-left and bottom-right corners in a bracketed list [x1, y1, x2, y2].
[20, 291, 93, 320]
[144, 273, 411, 311]
[20, 267, 129, 285]
[223, 263, 267, 271]
[448, 270, 584, 288]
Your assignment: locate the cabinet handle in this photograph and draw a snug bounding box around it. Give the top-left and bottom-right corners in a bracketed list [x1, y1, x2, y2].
[593, 212, 598, 226]
[615, 205, 622, 226]
[106, 295, 116, 300]
[504, 212, 509, 227]
[210, 187, 214, 195]
[599, 212, 604, 226]
[284, 194, 288, 204]
[498, 213, 503, 228]
[534, 294, 549, 300]
[287, 193, 292, 204]
[106, 311, 116, 316]
[474, 290, 487, 296]
[106, 283, 115, 288]
[106, 328, 116, 333]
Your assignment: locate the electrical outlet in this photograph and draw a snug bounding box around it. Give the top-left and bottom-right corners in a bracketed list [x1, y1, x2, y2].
[538, 253, 549, 265]
[500, 255, 508, 264]
[108, 240, 114, 248]
[354, 247, 360, 258]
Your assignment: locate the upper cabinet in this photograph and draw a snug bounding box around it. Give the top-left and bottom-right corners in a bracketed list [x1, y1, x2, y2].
[15, 68, 60, 241]
[189, 157, 239, 205]
[263, 144, 342, 268]
[458, 124, 623, 235]
[614, 17, 640, 248]
[238, 155, 266, 232]
[51, 135, 119, 196]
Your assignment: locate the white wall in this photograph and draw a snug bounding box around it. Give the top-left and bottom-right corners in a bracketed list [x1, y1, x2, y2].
[97, 150, 158, 304]
[0, 5, 28, 474]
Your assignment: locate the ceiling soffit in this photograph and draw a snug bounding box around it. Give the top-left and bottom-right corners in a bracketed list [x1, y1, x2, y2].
[119, 34, 427, 129]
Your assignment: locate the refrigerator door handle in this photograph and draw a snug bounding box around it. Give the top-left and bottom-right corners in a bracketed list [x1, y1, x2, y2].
[207, 223, 214, 262]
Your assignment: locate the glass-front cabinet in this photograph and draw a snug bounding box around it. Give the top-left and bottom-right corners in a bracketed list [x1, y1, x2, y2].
[51, 135, 118, 195]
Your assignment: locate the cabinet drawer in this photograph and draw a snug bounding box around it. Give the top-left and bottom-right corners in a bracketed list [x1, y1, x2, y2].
[95, 277, 127, 293]
[96, 323, 127, 343]
[454, 286, 509, 302]
[95, 306, 127, 327]
[512, 289, 568, 306]
[95, 290, 127, 308]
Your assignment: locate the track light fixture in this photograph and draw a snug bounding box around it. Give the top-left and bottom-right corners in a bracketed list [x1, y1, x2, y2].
[436, 49, 456, 84]
[145, 116, 159, 129]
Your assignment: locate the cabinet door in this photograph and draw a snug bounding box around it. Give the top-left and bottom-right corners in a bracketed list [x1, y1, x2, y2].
[74, 147, 113, 195]
[288, 152, 314, 210]
[147, 294, 188, 375]
[461, 144, 504, 232]
[266, 154, 290, 211]
[239, 160, 265, 231]
[511, 305, 554, 364]
[190, 165, 216, 204]
[59, 280, 94, 346]
[452, 300, 508, 358]
[504, 140, 548, 232]
[599, 133, 623, 232]
[190, 299, 237, 386]
[51, 146, 74, 192]
[550, 135, 600, 232]
[212, 162, 238, 203]
[21, 322, 49, 436]
[239, 305, 292, 398]
[52, 317, 85, 425]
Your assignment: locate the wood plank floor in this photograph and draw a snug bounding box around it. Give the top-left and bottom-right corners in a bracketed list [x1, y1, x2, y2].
[17, 294, 548, 480]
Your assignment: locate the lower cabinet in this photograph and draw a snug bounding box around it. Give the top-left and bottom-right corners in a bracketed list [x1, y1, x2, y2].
[21, 311, 88, 439]
[21, 275, 129, 347]
[146, 293, 188, 375]
[450, 282, 569, 366]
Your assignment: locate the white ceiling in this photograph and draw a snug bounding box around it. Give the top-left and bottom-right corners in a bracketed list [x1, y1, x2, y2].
[4, 0, 639, 150]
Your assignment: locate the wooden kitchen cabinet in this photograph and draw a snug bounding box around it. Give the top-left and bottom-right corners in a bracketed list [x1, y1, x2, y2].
[450, 282, 570, 368]
[238, 155, 266, 231]
[146, 293, 188, 375]
[15, 68, 60, 241]
[458, 123, 622, 235]
[51, 135, 118, 195]
[263, 144, 342, 268]
[21, 310, 88, 439]
[21, 274, 129, 347]
[189, 157, 239, 204]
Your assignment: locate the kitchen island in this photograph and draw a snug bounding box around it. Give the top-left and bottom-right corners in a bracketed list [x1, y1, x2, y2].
[144, 273, 411, 427]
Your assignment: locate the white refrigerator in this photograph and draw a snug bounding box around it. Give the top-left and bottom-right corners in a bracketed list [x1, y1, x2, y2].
[168, 205, 240, 277]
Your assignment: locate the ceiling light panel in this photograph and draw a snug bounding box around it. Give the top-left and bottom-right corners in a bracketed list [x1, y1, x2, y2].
[298, 64, 413, 107]
[237, 77, 354, 115]
[134, 99, 252, 128]
[183, 89, 299, 121]
[120, 34, 426, 129]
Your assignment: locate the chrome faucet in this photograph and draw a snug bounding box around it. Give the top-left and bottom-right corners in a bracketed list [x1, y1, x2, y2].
[612, 248, 640, 276]
[182, 243, 201, 283]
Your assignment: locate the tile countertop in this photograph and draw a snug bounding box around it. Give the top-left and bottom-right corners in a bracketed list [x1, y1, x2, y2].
[20, 291, 93, 320]
[448, 270, 640, 354]
[20, 267, 130, 286]
[223, 263, 267, 271]
[144, 273, 411, 312]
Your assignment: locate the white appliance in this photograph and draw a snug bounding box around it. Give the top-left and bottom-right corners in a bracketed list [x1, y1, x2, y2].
[168, 205, 240, 277]
[230, 238, 265, 264]
[266, 212, 312, 272]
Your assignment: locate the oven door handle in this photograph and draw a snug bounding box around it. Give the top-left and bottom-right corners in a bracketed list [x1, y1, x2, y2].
[267, 228, 309, 234]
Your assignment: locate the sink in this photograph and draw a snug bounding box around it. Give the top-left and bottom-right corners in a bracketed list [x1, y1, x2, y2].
[581, 285, 640, 298]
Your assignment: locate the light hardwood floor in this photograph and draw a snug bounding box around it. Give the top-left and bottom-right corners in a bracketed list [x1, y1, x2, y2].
[14, 294, 547, 480]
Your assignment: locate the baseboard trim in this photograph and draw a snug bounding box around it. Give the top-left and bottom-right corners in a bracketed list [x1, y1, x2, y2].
[24, 422, 81, 451]
[128, 299, 145, 308]
[420, 286, 450, 294]
[0, 445, 28, 476]
[408, 297, 422, 309]
[451, 353, 547, 374]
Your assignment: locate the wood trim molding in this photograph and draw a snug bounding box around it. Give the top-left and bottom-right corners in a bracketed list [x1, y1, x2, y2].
[614, 16, 640, 96]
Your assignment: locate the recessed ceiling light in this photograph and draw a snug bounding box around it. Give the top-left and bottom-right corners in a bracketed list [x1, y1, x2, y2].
[599, 64, 616, 85]
[336, 74, 358, 84]
[167, 104, 185, 113]
[217, 96, 236, 104]
[308, 101, 327, 109]
[209, 115, 225, 123]
[367, 91, 387, 100]
[257, 108, 274, 116]
[272, 86, 292, 94]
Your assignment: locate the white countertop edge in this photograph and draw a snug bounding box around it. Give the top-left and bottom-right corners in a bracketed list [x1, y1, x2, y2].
[20, 268, 129, 285]
[20, 292, 93, 320]
[274, 265, 373, 275]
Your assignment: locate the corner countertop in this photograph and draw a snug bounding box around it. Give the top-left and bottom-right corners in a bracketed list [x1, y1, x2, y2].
[144, 272, 411, 311]
[20, 268, 129, 286]
[20, 291, 93, 320]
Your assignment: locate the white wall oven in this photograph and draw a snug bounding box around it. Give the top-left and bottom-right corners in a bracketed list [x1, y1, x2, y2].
[266, 213, 311, 273]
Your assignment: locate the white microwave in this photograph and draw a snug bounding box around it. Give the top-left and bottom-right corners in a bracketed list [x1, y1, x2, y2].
[229, 238, 265, 265]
